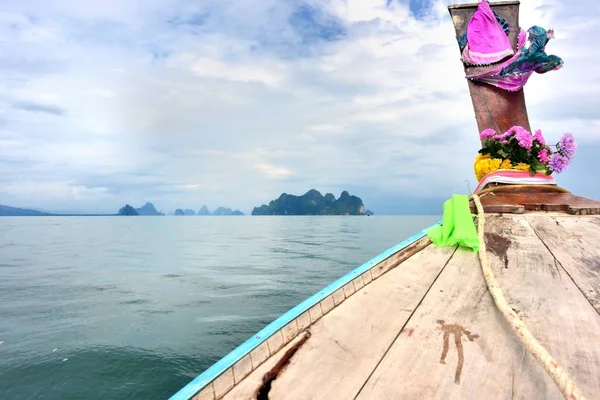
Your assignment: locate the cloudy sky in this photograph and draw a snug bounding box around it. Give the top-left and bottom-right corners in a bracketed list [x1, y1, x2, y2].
[1, 0, 599, 215]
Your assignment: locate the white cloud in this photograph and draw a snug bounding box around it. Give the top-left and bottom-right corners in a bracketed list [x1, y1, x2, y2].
[253, 163, 293, 180]
[168, 55, 286, 88]
[1, 0, 599, 214]
[307, 124, 348, 133]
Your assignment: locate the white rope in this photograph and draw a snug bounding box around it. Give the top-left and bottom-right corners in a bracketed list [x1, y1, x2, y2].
[472, 194, 586, 400]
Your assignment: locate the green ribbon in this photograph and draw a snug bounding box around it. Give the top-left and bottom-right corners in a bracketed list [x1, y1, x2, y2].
[426, 194, 479, 252]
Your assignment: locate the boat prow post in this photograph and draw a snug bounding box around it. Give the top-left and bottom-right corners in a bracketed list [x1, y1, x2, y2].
[448, 1, 531, 144]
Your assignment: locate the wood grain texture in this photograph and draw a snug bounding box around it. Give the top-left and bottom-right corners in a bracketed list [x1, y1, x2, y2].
[527, 215, 600, 314]
[469, 190, 600, 215]
[222, 334, 310, 400]
[357, 215, 600, 400]
[369, 237, 431, 280]
[232, 355, 253, 385]
[222, 244, 455, 400]
[248, 342, 269, 371]
[546, 215, 600, 249]
[212, 369, 234, 399]
[281, 320, 299, 344]
[191, 384, 215, 400]
[264, 244, 457, 400]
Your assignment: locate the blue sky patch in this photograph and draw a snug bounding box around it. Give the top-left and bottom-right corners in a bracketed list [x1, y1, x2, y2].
[288, 4, 346, 44]
[388, 0, 433, 19]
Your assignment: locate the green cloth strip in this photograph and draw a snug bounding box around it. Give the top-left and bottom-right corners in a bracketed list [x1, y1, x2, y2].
[426, 194, 479, 252]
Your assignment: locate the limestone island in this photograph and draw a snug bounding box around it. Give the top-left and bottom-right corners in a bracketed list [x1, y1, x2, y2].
[171, 206, 244, 216]
[118, 204, 139, 216]
[251, 189, 373, 216]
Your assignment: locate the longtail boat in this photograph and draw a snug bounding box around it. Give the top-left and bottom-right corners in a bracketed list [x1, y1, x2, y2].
[170, 2, 600, 399]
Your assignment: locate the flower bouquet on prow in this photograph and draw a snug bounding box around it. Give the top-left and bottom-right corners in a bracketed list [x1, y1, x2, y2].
[473, 125, 578, 181]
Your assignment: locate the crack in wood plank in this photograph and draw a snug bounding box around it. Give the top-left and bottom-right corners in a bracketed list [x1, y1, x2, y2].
[552, 258, 562, 278]
[526, 216, 600, 315]
[254, 331, 312, 400]
[332, 338, 352, 353]
[511, 368, 515, 400]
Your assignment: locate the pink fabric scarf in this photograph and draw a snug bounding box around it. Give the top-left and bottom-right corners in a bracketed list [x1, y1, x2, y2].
[465, 27, 563, 92]
[461, 0, 514, 66]
[465, 29, 528, 91]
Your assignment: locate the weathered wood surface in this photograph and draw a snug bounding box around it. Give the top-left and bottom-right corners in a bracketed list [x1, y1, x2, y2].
[469, 189, 600, 215]
[192, 236, 434, 400]
[266, 244, 457, 400]
[201, 214, 600, 400]
[356, 215, 600, 399]
[220, 332, 310, 400]
[221, 244, 457, 400]
[527, 215, 600, 314]
[547, 215, 600, 249]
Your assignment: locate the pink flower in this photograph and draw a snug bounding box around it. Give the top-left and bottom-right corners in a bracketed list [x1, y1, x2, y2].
[514, 129, 533, 150]
[505, 126, 527, 137]
[533, 129, 546, 146]
[479, 128, 496, 140]
[538, 149, 550, 163]
[493, 131, 511, 141]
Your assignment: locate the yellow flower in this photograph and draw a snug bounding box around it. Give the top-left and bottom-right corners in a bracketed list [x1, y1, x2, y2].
[473, 155, 532, 181]
[474, 157, 495, 181]
[514, 163, 530, 171]
[489, 158, 502, 170]
[500, 159, 512, 169]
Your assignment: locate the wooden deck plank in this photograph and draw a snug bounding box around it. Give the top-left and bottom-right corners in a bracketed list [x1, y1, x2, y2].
[550, 215, 600, 248]
[527, 215, 600, 314]
[483, 216, 600, 397]
[267, 244, 456, 400]
[357, 215, 600, 400]
[223, 243, 456, 400]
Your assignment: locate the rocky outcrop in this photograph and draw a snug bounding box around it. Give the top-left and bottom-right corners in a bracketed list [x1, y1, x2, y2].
[252, 189, 367, 216]
[135, 202, 164, 215]
[118, 205, 139, 215]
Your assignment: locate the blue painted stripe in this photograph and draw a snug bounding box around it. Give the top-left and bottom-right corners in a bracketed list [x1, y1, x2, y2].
[169, 220, 440, 400]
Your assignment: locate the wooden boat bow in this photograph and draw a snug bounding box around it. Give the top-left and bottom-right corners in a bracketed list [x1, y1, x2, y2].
[168, 2, 600, 400]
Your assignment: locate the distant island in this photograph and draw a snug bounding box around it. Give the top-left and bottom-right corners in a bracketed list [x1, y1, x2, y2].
[0, 204, 111, 216]
[0, 201, 241, 217]
[2, 196, 371, 217]
[252, 189, 373, 216]
[169, 205, 244, 216]
[136, 202, 164, 215]
[0, 204, 52, 216]
[118, 205, 139, 216]
[212, 206, 244, 216]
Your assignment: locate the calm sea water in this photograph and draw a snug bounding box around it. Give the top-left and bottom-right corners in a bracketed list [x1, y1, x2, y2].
[0, 216, 439, 399]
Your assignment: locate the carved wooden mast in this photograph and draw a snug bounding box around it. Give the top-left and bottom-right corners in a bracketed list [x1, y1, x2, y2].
[447, 1, 530, 140]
